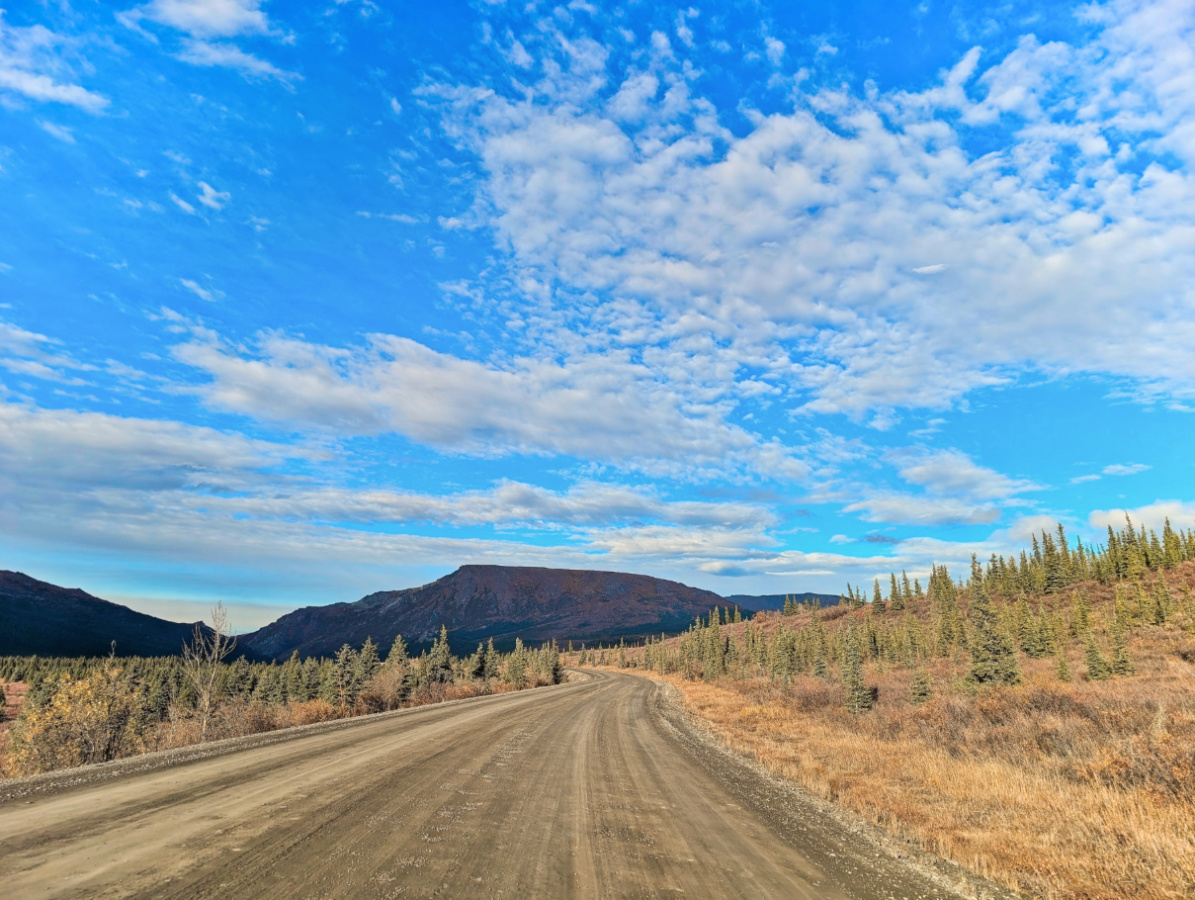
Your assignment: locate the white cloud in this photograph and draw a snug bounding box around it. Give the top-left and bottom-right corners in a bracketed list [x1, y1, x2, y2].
[0, 320, 91, 384]
[1089, 500, 1195, 533]
[0, 402, 305, 494]
[1103, 462, 1150, 476]
[764, 36, 785, 66]
[123, 0, 297, 82]
[196, 180, 230, 210]
[891, 448, 1039, 500]
[168, 322, 812, 480]
[829, 534, 852, 544]
[1071, 473, 1102, 484]
[424, 0, 1195, 426]
[844, 494, 1002, 526]
[390, 96, 401, 115]
[178, 40, 297, 81]
[357, 211, 420, 224]
[179, 278, 222, 302]
[169, 191, 196, 214]
[127, 0, 270, 39]
[0, 13, 107, 112]
[208, 480, 774, 531]
[836, 449, 1037, 526]
[37, 119, 75, 143]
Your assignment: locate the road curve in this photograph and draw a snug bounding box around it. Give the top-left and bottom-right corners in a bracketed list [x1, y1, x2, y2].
[0, 671, 979, 900]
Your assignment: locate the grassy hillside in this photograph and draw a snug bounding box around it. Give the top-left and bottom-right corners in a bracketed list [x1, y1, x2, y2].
[569, 520, 1195, 900]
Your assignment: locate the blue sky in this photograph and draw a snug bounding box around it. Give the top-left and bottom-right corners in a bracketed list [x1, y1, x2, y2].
[2, 0, 1193, 628]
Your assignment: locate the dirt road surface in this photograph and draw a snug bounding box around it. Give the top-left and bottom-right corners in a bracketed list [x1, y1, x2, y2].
[0, 671, 999, 899]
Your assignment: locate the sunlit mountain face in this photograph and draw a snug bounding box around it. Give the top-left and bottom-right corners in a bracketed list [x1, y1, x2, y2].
[1, 0, 1191, 624]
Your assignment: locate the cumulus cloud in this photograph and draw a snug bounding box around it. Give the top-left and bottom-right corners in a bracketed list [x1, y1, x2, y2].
[179, 278, 222, 302]
[891, 448, 1039, 500]
[122, 0, 297, 82]
[207, 480, 774, 531]
[425, 0, 1195, 425]
[167, 320, 812, 480]
[838, 449, 1038, 526]
[177, 40, 297, 82]
[843, 494, 1002, 526]
[1070, 462, 1151, 483]
[0, 320, 91, 383]
[196, 180, 230, 210]
[1088, 500, 1195, 532]
[1103, 462, 1151, 476]
[169, 192, 196, 214]
[0, 13, 107, 112]
[128, 0, 270, 38]
[0, 399, 784, 580]
[37, 120, 75, 143]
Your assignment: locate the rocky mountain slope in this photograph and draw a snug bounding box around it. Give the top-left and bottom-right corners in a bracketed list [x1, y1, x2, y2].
[239, 565, 730, 659]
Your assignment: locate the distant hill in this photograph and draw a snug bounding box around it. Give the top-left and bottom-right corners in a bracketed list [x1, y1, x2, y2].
[723, 592, 840, 612]
[0, 567, 837, 663]
[240, 565, 730, 660]
[0, 570, 213, 658]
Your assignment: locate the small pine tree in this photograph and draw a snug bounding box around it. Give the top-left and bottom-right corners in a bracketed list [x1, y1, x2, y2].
[1110, 625, 1135, 676]
[1056, 645, 1071, 682]
[1071, 591, 1091, 636]
[967, 586, 1022, 688]
[427, 626, 454, 684]
[506, 638, 527, 687]
[484, 637, 500, 680]
[842, 626, 872, 713]
[356, 637, 381, 685]
[387, 634, 408, 667]
[1084, 635, 1111, 681]
[910, 667, 932, 705]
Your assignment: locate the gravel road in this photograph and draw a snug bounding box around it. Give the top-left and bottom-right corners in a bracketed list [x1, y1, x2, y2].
[0, 670, 1007, 899]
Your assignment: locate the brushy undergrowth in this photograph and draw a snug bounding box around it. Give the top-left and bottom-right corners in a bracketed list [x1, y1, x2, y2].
[572, 551, 1195, 900]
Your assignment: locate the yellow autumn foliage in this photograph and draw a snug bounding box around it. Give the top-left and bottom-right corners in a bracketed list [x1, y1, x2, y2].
[7, 671, 142, 776]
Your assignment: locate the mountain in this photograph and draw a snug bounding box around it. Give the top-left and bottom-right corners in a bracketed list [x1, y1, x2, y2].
[240, 565, 729, 660]
[0, 570, 211, 658]
[723, 592, 841, 612]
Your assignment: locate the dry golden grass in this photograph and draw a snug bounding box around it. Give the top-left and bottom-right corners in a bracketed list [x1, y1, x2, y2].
[573, 571, 1195, 900]
[643, 665, 1195, 900]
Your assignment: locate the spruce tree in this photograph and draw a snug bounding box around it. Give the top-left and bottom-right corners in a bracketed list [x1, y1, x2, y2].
[484, 637, 500, 680]
[387, 634, 408, 667]
[506, 638, 527, 687]
[1084, 635, 1111, 681]
[427, 626, 454, 684]
[1056, 645, 1072, 682]
[1110, 625, 1134, 676]
[967, 585, 1021, 688]
[871, 579, 885, 614]
[842, 626, 871, 713]
[356, 637, 381, 685]
[332, 644, 360, 713]
[910, 666, 932, 705]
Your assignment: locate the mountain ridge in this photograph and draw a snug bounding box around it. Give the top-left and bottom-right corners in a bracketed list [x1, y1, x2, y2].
[1, 566, 833, 661]
[0, 570, 213, 659]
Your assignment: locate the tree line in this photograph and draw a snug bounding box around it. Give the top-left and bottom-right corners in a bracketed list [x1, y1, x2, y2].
[582, 517, 1195, 712]
[0, 621, 563, 777]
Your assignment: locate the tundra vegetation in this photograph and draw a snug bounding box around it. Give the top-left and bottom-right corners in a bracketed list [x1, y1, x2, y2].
[573, 518, 1195, 900]
[0, 624, 562, 778]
